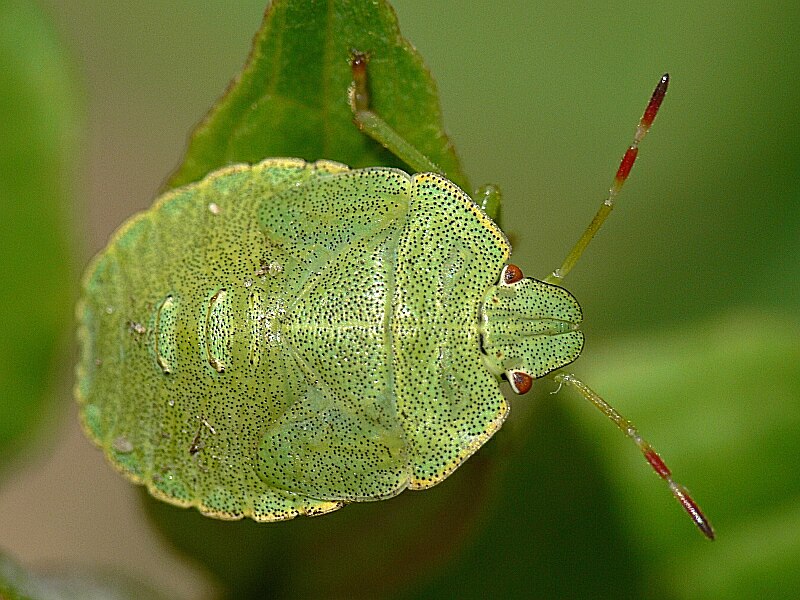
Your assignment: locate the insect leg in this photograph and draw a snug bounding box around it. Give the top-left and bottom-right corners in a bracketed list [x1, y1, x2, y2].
[473, 183, 502, 223]
[552, 372, 715, 540]
[544, 74, 669, 285]
[349, 51, 442, 175]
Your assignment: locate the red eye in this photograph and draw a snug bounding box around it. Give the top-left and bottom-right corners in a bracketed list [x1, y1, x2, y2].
[502, 264, 524, 285]
[508, 370, 533, 395]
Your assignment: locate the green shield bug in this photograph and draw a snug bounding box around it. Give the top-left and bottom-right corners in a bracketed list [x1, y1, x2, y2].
[76, 52, 713, 539]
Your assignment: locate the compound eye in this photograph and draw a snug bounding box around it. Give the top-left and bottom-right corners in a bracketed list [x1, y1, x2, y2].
[500, 263, 524, 286]
[507, 369, 533, 395]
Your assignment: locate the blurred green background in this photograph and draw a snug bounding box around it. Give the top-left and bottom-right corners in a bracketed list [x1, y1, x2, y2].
[1, 1, 798, 598]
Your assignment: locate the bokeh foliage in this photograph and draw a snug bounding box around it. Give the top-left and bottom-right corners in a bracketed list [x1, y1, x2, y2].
[0, 0, 77, 476]
[2, 0, 799, 598]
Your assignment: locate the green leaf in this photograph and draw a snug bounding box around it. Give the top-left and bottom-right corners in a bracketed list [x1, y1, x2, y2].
[167, 0, 469, 192]
[0, 0, 79, 476]
[571, 311, 800, 599]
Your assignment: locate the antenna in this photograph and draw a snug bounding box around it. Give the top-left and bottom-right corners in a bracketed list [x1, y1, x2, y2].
[545, 74, 670, 284]
[553, 373, 715, 540]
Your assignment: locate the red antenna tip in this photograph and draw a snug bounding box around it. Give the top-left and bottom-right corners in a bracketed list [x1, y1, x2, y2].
[640, 74, 670, 131]
[672, 483, 716, 540]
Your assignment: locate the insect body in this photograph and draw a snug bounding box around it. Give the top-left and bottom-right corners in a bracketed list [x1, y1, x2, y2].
[77, 158, 578, 519]
[77, 58, 713, 538]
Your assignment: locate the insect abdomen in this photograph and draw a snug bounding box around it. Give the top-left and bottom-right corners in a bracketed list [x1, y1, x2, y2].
[76, 159, 353, 521]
